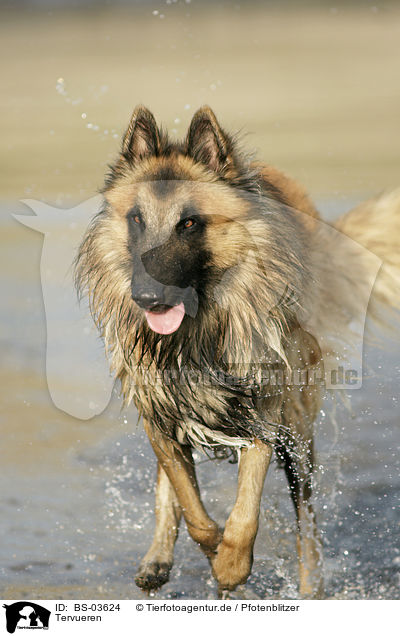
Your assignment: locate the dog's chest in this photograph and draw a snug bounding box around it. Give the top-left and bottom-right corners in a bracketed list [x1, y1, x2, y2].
[128, 362, 282, 449]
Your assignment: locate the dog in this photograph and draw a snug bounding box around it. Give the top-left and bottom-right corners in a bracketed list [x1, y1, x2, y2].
[75, 105, 400, 598]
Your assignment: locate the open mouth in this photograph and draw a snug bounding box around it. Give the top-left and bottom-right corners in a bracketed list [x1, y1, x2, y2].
[144, 301, 185, 335]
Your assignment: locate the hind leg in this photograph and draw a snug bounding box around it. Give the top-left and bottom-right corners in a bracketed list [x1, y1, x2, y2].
[135, 461, 182, 591]
[279, 435, 324, 598]
[280, 326, 324, 598]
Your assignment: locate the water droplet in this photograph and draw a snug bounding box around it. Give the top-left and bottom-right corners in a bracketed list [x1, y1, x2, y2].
[56, 77, 67, 96]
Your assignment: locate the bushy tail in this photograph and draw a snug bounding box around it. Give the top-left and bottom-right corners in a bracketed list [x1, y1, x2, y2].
[335, 188, 400, 322]
[301, 189, 400, 366]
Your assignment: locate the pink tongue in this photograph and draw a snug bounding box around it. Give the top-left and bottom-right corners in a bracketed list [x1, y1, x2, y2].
[145, 302, 185, 335]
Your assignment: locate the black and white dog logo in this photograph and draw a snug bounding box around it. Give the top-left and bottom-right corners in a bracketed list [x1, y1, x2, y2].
[2, 602, 50, 633]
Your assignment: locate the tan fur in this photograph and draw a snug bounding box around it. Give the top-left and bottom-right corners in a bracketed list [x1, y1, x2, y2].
[143, 420, 222, 559]
[211, 440, 273, 593]
[254, 161, 320, 229]
[135, 463, 181, 589]
[336, 188, 400, 318]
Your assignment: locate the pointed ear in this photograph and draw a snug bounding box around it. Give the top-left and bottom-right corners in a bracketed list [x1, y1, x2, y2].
[122, 105, 160, 163]
[186, 106, 234, 173]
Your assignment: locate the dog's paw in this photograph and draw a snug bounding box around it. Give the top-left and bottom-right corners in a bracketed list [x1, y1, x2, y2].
[135, 561, 172, 591]
[299, 577, 325, 599]
[211, 540, 253, 592]
[197, 526, 224, 561]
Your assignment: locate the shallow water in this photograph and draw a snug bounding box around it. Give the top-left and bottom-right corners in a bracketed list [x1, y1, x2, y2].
[0, 201, 399, 600]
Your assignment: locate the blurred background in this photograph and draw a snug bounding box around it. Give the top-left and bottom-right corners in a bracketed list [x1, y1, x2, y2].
[0, 0, 399, 600]
[2, 0, 400, 201]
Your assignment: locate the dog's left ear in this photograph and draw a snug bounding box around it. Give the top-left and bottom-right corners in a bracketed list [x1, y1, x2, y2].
[122, 105, 160, 163]
[186, 106, 233, 173]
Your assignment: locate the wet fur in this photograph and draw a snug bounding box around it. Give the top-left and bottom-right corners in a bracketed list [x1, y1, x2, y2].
[76, 105, 400, 597]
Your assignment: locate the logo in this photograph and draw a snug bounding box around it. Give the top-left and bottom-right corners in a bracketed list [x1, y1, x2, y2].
[14, 196, 114, 420]
[2, 603, 51, 633]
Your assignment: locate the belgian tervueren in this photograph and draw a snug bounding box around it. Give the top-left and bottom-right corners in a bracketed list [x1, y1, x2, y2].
[75, 105, 400, 598]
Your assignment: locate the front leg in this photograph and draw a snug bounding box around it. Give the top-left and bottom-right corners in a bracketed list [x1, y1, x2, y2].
[135, 462, 182, 591]
[211, 439, 272, 595]
[144, 420, 222, 560]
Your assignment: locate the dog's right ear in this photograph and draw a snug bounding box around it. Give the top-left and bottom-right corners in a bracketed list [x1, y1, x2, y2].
[122, 106, 160, 163]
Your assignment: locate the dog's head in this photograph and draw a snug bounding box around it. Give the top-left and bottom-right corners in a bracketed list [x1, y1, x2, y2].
[99, 105, 262, 335]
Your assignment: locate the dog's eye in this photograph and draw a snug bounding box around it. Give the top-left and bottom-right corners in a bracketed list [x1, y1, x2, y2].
[176, 213, 202, 234]
[183, 218, 195, 229]
[128, 210, 143, 227]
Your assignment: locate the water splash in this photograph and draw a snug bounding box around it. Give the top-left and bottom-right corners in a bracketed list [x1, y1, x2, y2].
[55, 78, 116, 139]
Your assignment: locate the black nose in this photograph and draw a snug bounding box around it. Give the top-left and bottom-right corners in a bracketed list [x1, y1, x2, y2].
[131, 286, 164, 310]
